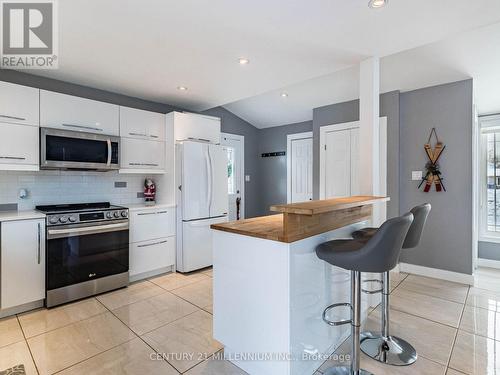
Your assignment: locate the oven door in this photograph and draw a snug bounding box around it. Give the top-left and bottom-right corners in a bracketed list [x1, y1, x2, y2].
[46, 220, 129, 291]
[40, 127, 119, 170]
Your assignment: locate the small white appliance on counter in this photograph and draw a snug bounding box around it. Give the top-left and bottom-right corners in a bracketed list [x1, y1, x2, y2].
[176, 140, 228, 272]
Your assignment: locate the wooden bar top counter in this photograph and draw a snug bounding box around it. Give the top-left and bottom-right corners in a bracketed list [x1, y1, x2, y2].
[211, 195, 389, 243]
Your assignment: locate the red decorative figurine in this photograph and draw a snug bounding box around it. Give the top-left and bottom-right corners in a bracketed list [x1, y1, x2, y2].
[144, 178, 156, 205]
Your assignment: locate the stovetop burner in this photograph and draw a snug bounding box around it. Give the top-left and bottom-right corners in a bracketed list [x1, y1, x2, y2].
[36, 202, 125, 214]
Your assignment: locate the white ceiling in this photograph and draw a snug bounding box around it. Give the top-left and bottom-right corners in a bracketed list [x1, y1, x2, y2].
[29, 0, 500, 117]
[225, 22, 500, 128]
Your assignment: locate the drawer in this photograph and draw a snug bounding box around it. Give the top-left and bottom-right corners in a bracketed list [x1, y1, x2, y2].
[129, 207, 175, 243]
[130, 237, 175, 277]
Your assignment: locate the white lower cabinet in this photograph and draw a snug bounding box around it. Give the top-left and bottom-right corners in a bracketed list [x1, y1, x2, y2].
[1, 219, 45, 310]
[128, 205, 176, 281]
[130, 237, 175, 278]
[0, 123, 39, 171]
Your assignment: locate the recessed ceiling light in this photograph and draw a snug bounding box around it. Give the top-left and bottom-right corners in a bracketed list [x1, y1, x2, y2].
[177, 86, 188, 91]
[368, 0, 388, 8]
[238, 57, 250, 65]
[281, 92, 289, 98]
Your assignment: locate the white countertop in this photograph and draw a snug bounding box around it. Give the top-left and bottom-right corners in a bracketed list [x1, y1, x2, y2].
[0, 210, 46, 222]
[125, 203, 176, 212]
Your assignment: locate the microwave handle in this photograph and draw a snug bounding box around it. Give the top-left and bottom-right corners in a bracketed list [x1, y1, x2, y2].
[106, 139, 111, 166]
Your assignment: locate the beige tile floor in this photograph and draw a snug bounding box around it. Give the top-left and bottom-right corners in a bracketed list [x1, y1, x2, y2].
[2, 267, 500, 374]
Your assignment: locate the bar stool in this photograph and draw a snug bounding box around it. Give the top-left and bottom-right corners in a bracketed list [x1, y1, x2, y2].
[352, 203, 431, 366]
[316, 212, 413, 375]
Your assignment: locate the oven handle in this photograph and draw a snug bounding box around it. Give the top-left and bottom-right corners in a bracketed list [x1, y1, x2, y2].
[47, 222, 129, 239]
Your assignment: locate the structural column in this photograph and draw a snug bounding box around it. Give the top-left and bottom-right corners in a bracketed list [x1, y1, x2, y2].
[359, 57, 384, 227]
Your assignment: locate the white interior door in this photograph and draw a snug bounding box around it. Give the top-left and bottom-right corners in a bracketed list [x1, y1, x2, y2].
[325, 130, 351, 198]
[320, 118, 388, 208]
[288, 134, 313, 203]
[221, 133, 244, 221]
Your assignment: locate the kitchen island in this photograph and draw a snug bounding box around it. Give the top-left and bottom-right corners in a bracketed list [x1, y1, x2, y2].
[211, 196, 389, 375]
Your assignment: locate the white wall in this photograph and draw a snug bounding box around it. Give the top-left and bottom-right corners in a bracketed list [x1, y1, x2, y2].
[0, 171, 169, 210]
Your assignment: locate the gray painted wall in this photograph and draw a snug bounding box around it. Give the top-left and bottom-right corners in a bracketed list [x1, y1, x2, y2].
[201, 107, 262, 218]
[258, 121, 313, 214]
[478, 241, 500, 261]
[398, 79, 473, 275]
[311, 91, 401, 218]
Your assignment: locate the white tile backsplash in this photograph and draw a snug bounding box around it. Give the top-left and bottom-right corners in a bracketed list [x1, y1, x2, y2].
[0, 170, 165, 210]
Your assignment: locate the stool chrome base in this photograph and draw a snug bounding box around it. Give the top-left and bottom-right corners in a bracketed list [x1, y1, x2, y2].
[360, 331, 417, 366]
[323, 366, 373, 375]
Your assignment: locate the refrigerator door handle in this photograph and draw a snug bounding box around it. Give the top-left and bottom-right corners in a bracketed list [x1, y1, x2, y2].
[205, 147, 212, 212]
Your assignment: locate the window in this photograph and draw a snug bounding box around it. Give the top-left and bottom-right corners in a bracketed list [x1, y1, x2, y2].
[226, 146, 235, 195]
[480, 115, 500, 239]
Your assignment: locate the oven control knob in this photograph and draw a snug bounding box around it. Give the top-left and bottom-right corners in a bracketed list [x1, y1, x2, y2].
[113, 211, 120, 218]
[59, 216, 68, 223]
[106, 212, 113, 219]
[120, 210, 128, 218]
[68, 216, 77, 223]
[49, 216, 59, 224]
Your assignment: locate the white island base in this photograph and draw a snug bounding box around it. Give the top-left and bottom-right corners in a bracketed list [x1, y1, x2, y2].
[212, 221, 378, 375]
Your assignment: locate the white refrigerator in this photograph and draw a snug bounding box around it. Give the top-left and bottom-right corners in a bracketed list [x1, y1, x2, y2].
[176, 141, 228, 272]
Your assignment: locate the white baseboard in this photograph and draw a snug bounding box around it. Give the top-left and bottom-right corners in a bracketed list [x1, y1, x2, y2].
[399, 262, 474, 285]
[477, 258, 500, 270]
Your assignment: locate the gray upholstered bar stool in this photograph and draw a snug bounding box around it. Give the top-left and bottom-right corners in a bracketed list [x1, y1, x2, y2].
[352, 203, 431, 367]
[316, 212, 413, 375]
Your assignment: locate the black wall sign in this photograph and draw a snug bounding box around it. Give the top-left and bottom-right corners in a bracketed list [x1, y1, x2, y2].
[261, 151, 286, 158]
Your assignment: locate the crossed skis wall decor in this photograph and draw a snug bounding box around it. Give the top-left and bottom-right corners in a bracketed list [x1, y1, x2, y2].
[418, 128, 446, 192]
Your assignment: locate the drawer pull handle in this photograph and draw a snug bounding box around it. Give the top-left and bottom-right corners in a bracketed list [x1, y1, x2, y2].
[0, 114, 26, 121]
[138, 240, 167, 248]
[0, 156, 26, 160]
[129, 163, 159, 167]
[149, 135, 159, 139]
[62, 123, 103, 132]
[129, 132, 147, 137]
[137, 211, 167, 216]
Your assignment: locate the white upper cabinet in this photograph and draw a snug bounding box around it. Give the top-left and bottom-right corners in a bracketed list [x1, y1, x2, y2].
[40, 90, 119, 135]
[170, 111, 221, 144]
[0, 123, 39, 171]
[0, 81, 39, 126]
[120, 138, 165, 174]
[120, 107, 165, 141]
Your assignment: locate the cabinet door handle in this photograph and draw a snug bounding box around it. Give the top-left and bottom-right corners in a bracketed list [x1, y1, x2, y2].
[37, 222, 41, 265]
[137, 240, 167, 248]
[62, 123, 103, 132]
[128, 132, 147, 137]
[128, 163, 159, 167]
[0, 156, 26, 160]
[149, 135, 159, 139]
[0, 114, 26, 121]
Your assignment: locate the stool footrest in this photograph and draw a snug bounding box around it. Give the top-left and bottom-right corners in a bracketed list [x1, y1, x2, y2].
[322, 302, 352, 326]
[361, 279, 383, 294]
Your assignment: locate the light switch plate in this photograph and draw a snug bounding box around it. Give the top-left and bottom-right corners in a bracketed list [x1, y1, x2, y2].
[412, 171, 423, 181]
[245, 175, 250, 182]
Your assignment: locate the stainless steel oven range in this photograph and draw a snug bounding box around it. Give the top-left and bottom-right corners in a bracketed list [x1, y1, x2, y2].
[36, 202, 129, 307]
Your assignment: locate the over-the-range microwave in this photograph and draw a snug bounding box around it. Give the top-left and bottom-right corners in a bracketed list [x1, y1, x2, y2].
[40, 127, 120, 171]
